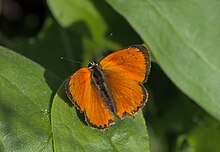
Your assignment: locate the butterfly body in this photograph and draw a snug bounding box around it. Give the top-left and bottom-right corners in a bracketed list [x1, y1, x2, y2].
[88, 61, 115, 113]
[65, 45, 151, 129]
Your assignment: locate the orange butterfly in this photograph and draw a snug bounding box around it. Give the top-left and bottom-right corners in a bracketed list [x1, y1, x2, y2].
[65, 45, 151, 129]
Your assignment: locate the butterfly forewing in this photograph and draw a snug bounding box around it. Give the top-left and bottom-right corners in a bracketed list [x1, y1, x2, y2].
[66, 68, 115, 129]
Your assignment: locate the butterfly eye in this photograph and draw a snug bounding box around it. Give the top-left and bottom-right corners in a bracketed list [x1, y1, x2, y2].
[88, 62, 93, 68]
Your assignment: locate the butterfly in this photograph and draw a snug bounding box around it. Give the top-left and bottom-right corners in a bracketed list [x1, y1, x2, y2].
[65, 45, 151, 130]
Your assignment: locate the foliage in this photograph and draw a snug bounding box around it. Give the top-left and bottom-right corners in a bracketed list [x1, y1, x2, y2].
[0, 0, 220, 151]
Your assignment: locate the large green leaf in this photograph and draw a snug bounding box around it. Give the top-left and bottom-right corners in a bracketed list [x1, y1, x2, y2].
[47, 0, 120, 65]
[47, 0, 106, 42]
[107, 0, 220, 120]
[52, 84, 149, 152]
[0, 46, 60, 151]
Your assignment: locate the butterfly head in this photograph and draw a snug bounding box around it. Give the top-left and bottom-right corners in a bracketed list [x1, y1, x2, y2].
[88, 61, 98, 71]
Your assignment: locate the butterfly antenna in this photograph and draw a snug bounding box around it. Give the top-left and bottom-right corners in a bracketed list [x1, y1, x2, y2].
[61, 56, 81, 64]
[105, 32, 113, 49]
[96, 33, 114, 60]
[107, 32, 113, 40]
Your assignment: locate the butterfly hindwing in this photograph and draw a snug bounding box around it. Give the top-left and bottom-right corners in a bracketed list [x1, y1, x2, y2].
[104, 74, 147, 119]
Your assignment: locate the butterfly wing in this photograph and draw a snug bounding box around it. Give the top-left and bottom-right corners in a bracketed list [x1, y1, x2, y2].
[65, 68, 115, 129]
[100, 45, 151, 119]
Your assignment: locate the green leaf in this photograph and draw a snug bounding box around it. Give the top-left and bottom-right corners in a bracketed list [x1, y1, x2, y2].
[0, 46, 61, 151]
[107, 0, 220, 120]
[176, 117, 220, 152]
[47, 0, 106, 42]
[47, 0, 121, 65]
[52, 83, 150, 152]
